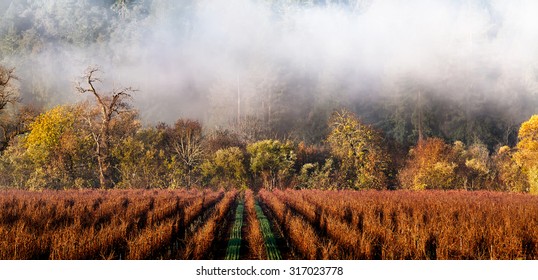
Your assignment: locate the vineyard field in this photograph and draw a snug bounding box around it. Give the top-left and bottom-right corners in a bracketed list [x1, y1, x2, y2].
[0, 189, 537, 260]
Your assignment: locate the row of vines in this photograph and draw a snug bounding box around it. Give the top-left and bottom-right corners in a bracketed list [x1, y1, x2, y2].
[0, 189, 236, 259]
[259, 189, 538, 260]
[3, 188, 537, 260]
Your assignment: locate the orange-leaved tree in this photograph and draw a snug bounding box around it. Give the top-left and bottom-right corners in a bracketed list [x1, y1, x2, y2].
[398, 137, 461, 190]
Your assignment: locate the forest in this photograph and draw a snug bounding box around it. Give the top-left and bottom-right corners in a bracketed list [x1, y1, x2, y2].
[1, 0, 538, 193]
[2, 59, 537, 192]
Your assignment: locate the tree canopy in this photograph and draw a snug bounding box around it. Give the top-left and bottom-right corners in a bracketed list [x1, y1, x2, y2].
[247, 139, 295, 190]
[327, 109, 390, 189]
[514, 115, 538, 193]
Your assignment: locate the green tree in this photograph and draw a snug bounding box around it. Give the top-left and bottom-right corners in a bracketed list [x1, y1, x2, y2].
[201, 147, 247, 189]
[297, 158, 335, 190]
[112, 135, 167, 189]
[247, 139, 295, 190]
[327, 109, 390, 189]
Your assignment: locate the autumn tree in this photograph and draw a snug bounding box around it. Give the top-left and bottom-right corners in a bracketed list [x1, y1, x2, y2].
[247, 139, 296, 190]
[514, 115, 538, 193]
[205, 129, 244, 154]
[16, 105, 94, 189]
[0, 107, 39, 188]
[327, 109, 390, 189]
[493, 146, 529, 192]
[463, 142, 494, 190]
[26, 106, 75, 165]
[398, 137, 460, 190]
[76, 67, 136, 189]
[112, 123, 173, 188]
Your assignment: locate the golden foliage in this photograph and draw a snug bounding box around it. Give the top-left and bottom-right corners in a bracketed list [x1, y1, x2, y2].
[399, 137, 459, 190]
[515, 115, 538, 193]
[327, 109, 389, 189]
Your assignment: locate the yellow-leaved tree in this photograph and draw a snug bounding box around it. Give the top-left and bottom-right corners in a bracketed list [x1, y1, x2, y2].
[493, 146, 529, 192]
[514, 115, 538, 194]
[327, 109, 390, 190]
[398, 138, 460, 190]
[26, 106, 75, 164]
[24, 105, 94, 189]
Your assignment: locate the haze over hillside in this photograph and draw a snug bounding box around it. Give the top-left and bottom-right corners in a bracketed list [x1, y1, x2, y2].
[1, 0, 538, 147]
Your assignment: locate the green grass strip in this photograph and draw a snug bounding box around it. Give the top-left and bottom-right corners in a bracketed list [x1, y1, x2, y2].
[255, 201, 282, 260]
[225, 200, 244, 260]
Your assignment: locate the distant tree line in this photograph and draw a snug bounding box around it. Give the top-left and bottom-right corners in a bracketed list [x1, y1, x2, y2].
[1, 0, 536, 150]
[1, 66, 537, 193]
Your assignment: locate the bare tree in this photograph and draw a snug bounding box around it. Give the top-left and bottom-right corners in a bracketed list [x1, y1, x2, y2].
[0, 65, 22, 151]
[0, 105, 38, 151]
[165, 119, 205, 187]
[76, 66, 136, 189]
[0, 65, 19, 113]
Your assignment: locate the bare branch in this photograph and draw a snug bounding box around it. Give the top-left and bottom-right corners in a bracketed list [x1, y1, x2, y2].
[75, 65, 136, 189]
[0, 66, 20, 112]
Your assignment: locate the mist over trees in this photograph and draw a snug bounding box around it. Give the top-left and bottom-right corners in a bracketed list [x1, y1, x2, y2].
[1, 1, 538, 192]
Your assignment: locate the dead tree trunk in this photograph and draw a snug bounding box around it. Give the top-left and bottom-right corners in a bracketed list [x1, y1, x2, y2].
[76, 67, 135, 189]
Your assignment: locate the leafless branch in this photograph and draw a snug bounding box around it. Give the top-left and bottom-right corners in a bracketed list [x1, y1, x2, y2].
[0, 66, 20, 112]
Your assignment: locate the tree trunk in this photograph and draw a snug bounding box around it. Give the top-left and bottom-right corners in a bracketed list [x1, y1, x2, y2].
[98, 156, 113, 189]
[417, 90, 424, 143]
[97, 121, 113, 189]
